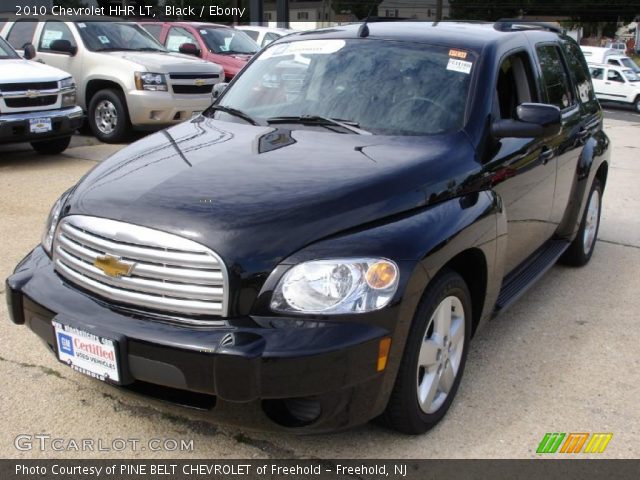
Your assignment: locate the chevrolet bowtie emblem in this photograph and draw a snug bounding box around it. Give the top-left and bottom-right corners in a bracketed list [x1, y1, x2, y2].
[26, 90, 40, 98]
[93, 255, 135, 278]
[194, 78, 205, 86]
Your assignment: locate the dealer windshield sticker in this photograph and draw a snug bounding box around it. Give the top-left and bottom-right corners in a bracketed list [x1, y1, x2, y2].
[98, 35, 110, 44]
[447, 58, 473, 74]
[449, 49, 468, 59]
[77, 23, 86, 28]
[200, 30, 208, 34]
[259, 40, 346, 60]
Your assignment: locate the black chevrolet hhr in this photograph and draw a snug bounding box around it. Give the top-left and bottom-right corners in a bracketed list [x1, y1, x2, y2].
[6, 21, 609, 434]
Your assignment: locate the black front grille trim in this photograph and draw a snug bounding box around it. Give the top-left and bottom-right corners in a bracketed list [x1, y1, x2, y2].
[0, 81, 58, 92]
[172, 85, 214, 94]
[5, 95, 58, 108]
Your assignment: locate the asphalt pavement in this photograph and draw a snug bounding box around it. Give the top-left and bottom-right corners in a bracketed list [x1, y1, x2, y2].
[0, 112, 638, 459]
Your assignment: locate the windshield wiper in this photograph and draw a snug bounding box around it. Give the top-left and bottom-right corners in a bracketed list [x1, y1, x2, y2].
[137, 47, 166, 52]
[266, 115, 370, 135]
[207, 105, 264, 126]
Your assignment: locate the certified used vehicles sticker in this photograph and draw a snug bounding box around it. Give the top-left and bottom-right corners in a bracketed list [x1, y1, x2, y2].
[259, 40, 346, 60]
[446, 58, 473, 74]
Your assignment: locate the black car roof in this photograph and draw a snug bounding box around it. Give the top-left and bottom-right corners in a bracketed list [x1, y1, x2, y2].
[284, 21, 563, 52]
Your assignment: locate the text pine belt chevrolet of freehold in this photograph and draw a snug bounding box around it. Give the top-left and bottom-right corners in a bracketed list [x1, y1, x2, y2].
[6, 21, 609, 434]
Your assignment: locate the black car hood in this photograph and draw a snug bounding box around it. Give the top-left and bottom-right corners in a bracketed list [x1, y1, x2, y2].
[69, 117, 474, 274]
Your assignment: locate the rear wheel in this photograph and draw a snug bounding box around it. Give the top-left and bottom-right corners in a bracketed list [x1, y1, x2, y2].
[561, 178, 602, 266]
[634, 96, 640, 113]
[88, 89, 131, 143]
[381, 270, 472, 434]
[30, 136, 71, 154]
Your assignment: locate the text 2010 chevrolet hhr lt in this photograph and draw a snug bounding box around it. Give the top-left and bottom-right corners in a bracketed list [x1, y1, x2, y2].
[6, 21, 609, 434]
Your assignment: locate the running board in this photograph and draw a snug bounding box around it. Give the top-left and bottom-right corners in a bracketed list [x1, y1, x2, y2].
[494, 240, 570, 314]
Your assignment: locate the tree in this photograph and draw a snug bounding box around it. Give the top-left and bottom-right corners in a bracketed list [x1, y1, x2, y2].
[333, 0, 384, 20]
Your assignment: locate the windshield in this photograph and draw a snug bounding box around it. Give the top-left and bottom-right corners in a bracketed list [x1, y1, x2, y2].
[76, 21, 166, 52]
[198, 27, 258, 54]
[620, 57, 639, 70]
[0, 36, 18, 59]
[217, 39, 474, 135]
[623, 69, 640, 82]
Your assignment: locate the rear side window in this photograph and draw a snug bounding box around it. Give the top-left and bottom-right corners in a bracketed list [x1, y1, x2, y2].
[242, 29, 259, 41]
[590, 67, 604, 80]
[7, 21, 37, 49]
[142, 24, 162, 42]
[563, 41, 595, 104]
[536, 44, 574, 109]
[39, 22, 76, 51]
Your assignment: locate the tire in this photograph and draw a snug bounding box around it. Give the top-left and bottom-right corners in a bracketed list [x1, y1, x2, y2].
[381, 270, 472, 434]
[634, 96, 640, 114]
[88, 89, 131, 143]
[560, 178, 603, 266]
[30, 136, 71, 155]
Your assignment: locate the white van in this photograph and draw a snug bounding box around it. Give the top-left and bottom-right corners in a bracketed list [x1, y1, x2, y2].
[580, 46, 618, 64]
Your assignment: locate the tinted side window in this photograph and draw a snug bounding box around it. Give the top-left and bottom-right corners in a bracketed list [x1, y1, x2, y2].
[166, 27, 196, 51]
[142, 24, 162, 42]
[590, 67, 604, 80]
[7, 21, 37, 49]
[536, 44, 574, 109]
[563, 41, 595, 104]
[39, 21, 76, 51]
[496, 52, 537, 119]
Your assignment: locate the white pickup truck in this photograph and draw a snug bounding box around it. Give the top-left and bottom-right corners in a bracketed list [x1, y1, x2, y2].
[0, 35, 83, 154]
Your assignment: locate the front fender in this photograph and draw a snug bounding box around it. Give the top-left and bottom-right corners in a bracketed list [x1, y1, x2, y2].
[253, 191, 501, 415]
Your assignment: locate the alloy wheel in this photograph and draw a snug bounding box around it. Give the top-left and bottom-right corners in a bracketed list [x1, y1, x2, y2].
[416, 295, 465, 414]
[94, 99, 118, 135]
[583, 188, 600, 255]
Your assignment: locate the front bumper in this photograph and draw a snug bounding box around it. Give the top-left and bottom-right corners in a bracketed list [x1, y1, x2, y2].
[126, 91, 212, 128]
[0, 106, 84, 144]
[6, 247, 395, 432]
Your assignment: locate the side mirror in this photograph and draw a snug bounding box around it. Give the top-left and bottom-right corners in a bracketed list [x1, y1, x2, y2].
[49, 39, 77, 56]
[491, 103, 561, 138]
[211, 82, 229, 102]
[23, 43, 36, 60]
[179, 43, 200, 56]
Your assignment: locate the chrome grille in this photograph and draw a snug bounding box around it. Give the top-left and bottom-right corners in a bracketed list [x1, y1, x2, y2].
[53, 216, 228, 322]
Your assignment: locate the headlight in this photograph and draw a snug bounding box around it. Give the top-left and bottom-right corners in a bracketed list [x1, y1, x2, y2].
[270, 258, 399, 314]
[60, 77, 76, 107]
[134, 72, 168, 91]
[41, 192, 68, 256]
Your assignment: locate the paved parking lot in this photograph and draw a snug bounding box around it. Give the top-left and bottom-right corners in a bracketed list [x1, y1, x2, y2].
[1, 114, 639, 459]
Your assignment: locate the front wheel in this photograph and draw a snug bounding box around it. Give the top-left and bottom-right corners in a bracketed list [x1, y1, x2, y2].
[88, 89, 131, 143]
[381, 270, 472, 434]
[634, 96, 640, 114]
[561, 178, 602, 266]
[30, 136, 71, 154]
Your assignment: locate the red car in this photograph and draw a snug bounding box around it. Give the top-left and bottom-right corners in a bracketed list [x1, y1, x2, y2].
[139, 22, 259, 80]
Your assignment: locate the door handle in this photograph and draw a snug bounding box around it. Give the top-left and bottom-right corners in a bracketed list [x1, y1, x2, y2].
[539, 147, 554, 165]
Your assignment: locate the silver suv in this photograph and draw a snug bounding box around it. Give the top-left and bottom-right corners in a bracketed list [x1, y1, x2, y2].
[1, 19, 224, 143]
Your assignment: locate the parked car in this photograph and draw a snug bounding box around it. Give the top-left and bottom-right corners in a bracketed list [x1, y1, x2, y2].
[581, 46, 619, 64]
[605, 55, 640, 73]
[0, 19, 224, 143]
[6, 21, 609, 434]
[589, 63, 640, 111]
[139, 21, 258, 81]
[604, 41, 626, 52]
[235, 25, 294, 48]
[0, 35, 82, 153]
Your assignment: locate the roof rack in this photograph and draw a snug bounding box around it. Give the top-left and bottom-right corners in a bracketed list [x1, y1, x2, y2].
[494, 19, 564, 34]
